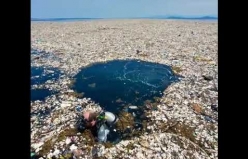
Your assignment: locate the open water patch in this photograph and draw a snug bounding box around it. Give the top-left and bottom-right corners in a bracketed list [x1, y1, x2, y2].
[72, 60, 180, 113]
[31, 66, 62, 101]
[72, 60, 180, 143]
[31, 89, 53, 101]
[31, 66, 62, 85]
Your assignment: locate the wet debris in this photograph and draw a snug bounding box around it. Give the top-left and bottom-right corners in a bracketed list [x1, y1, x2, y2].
[202, 75, 214, 81]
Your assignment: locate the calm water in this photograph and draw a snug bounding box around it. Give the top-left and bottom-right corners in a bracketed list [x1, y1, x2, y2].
[31, 89, 53, 101]
[31, 18, 101, 22]
[31, 66, 62, 101]
[31, 66, 61, 85]
[31, 17, 217, 23]
[72, 60, 180, 113]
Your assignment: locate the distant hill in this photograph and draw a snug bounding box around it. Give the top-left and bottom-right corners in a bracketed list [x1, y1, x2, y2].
[167, 16, 217, 19]
[147, 15, 217, 20]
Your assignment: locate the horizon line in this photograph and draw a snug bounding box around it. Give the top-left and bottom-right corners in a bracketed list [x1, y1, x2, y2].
[31, 15, 218, 20]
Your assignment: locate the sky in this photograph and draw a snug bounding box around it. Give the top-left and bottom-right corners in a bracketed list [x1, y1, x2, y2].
[31, 0, 218, 19]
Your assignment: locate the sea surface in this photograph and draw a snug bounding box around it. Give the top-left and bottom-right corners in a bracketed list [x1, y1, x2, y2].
[31, 16, 217, 22]
[72, 60, 180, 113]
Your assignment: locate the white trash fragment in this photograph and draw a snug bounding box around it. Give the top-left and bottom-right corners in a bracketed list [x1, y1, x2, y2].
[66, 137, 71, 145]
[61, 102, 71, 108]
[128, 105, 138, 109]
[33, 142, 44, 149]
[53, 149, 60, 156]
[132, 112, 136, 117]
[47, 153, 53, 158]
[70, 144, 78, 151]
[35, 147, 41, 153]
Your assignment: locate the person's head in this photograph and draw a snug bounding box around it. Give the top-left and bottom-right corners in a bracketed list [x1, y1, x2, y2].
[82, 111, 97, 127]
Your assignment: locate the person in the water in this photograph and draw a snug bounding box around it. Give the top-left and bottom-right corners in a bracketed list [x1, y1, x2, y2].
[77, 110, 119, 143]
[82, 111, 98, 127]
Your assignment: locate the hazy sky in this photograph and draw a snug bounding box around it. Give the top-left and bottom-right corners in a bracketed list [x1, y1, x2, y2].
[31, 0, 218, 18]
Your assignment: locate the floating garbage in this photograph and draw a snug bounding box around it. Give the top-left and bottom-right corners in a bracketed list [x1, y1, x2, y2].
[31, 20, 218, 159]
[211, 104, 218, 112]
[75, 105, 83, 112]
[128, 105, 139, 109]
